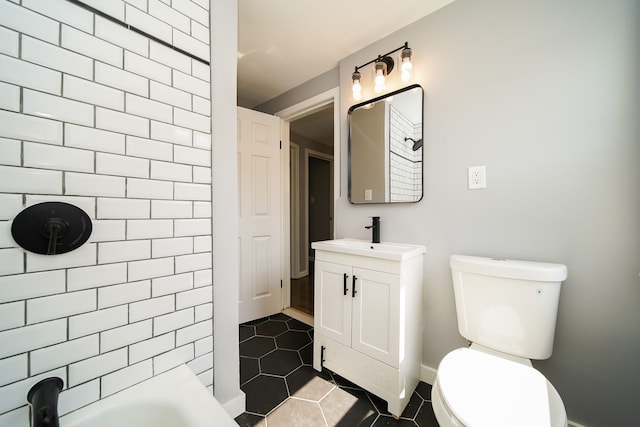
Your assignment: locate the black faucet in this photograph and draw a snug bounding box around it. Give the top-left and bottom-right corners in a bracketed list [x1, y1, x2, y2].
[365, 216, 380, 244]
[27, 377, 64, 427]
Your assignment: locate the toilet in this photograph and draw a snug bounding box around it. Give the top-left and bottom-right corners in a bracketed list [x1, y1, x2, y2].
[432, 255, 568, 427]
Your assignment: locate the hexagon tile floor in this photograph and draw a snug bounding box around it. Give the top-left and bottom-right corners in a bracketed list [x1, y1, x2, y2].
[234, 313, 439, 427]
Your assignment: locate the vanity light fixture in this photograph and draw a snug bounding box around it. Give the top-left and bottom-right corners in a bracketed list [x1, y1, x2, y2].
[351, 42, 413, 100]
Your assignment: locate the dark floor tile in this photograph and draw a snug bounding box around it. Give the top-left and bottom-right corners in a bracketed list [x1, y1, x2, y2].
[240, 356, 260, 385]
[332, 371, 364, 390]
[287, 317, 313, 331]
[413, 402, 439, 427]
[239, 325, 256, 342]
[299, 341, 313, 365]
[414, 381, 432, 401]
[276, 329, 312, 350]
[371, 416, 417, 426]
[269, 313, 291, 321]
[256, 319, 288, 337]
[234, 412, 265, 427]
[286, 365, 334, 401]
[320, 386, 378, 427]
[266, 398, 326, 427]
[260, 348, 302, 376]
[400, 392, 423, 419]
[366, 390, 391, 415]
[243, 317, 270, 326]
[239, 336, 276, 358]
[241, 375, 289, 415]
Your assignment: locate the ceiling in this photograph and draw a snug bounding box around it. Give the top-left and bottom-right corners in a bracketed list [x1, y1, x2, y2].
[237, 0, 455, 109]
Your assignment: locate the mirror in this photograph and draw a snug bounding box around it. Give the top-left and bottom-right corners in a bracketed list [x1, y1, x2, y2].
[348, 84, 423, 204]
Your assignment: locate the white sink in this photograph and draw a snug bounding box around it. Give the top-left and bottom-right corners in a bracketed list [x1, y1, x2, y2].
[311, 238, 425, 261]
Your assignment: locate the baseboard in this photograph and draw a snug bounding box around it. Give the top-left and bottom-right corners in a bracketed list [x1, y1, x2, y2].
[220, 390, 246, 419]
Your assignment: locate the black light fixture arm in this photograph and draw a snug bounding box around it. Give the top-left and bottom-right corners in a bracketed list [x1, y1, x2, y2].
[352, 42, 410, 74]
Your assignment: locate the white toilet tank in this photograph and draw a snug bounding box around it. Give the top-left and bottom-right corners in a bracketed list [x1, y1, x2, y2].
[450, 255, 567, 360]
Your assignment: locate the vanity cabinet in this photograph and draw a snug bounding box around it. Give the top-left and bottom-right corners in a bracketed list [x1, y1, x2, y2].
[311, 240, 425, 417]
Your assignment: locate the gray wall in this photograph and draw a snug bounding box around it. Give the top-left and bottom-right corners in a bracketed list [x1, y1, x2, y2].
[262, 0, 640, 425]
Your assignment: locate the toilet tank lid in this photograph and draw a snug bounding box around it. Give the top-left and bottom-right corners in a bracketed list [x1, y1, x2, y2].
[450, 255, 567, 282]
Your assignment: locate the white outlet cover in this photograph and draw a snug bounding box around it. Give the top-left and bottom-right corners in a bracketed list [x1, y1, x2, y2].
[468, 165, 486, 189]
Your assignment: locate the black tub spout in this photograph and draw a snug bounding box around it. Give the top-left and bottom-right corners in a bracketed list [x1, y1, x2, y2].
[27, 377, 64, 427]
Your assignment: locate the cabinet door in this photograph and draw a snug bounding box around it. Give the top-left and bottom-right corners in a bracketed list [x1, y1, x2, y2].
[351, 267, 400, 367]
[314, 261, 352, 347]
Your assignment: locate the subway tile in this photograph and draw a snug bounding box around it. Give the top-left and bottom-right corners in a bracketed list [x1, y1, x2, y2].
[129, 295, 175, 322]
[0, 1, 59, 44]
[0, 26, 19, 57]
[173, 70, 210, 98]
[150, 160, 192, 182]
[0, 367, 66, 415]
[193, 166, 212, 184]
[149, 0, 190, 32]
[176, 319, 211, 346]
[152, 272, 193, 297]
[172, 0, 209, 26]
[0, 137, 20, 166]
[129, 332, 174, 363]
[124, 51, 171, 85]
[63, 75, 125, 111]
[127, 219, 173, 239]
[154, 343, 193, 374]
[97, 198, 150, 219]
[0, 248, 23, 276]
[23, 0, 94, 34]
[187, 351, 213, 375]
[175, 252, 211, 273]
[0, 301, 24, 331]
[193, 132, 211, 150]
[0, 194, 22, 220]
[58, 380, 100, 417]
[175, 218, 211, 237]
[154, 308, 193, 336]
[96, 107, 150, 138]
[193, 202, 212, 218]
[125, 93, 172, 122]
[191, 60, 210, 82]
[24, 195, 95, 218]
[31, 335, 99, 375]
[22, 36, 93, 80]
[24, 142, 94, 173]
[102, 360, 152, 397]
[0, 354, 27, 387]
[62, 25, 123, 67]
[0, 82, 19, 112]
[150, 121, 192, 146]
[152, 236, 193, 258]
[0, 318, 66, 359]
[191, 21, 209, 45]
[197, 368, 213, 388]
[0, 270, 65, 303]
[193, 269, 212, 287]
[173, 30, 209, 62]
[27, 289, 96, 324]
[98, 240, 150, 264]
[151, 200, 192, 219]
[150, 41, 190, 73]
[98, 280, 150, 308]
[123, 0, 147, 11]
[96, 152, 150, 178]
[174, 146, 211, 167]
[69, 306, 128, 339]
[65, 124, 126, 155]
[26, 243, 96, 273]
[125, 4, 172, 44]
[127, 178, 174, 199]
[95, 15, 148, 57]
[194, 303, 212, 322]
[174, 182, 211, 201]
[100, 319, 152, 352]
[79, 0, 125, 21]
[0, 165, 62, 195]
[194, 335, 213, 358]
[95, 62, 149, 98]
[192, 95, 211, 115]
[190, 0, 209, 11]
[67, 263, 128, 291]
[194, 235, 212, 253]
[0, 110, 63, 145]
[176, 286, 212, 310]
[126, 136, 173, 161]
[23, 89, 94, 127]
[150, 81, 191, 110]
[65, 172, 125, 197]
[0, 221, 14, 249]
[128, 257, 174, 281]
[68, 348, 127, 387]
[88, 220, 126, 243]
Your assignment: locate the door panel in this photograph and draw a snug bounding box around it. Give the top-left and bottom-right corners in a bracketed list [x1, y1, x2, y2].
[315, 261, 351, 346]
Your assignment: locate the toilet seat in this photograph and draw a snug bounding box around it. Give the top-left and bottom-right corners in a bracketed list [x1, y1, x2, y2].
[436, 347, 566, 427]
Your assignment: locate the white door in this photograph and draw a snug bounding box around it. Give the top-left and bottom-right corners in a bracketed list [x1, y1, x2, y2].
[238, 107, 282, 323]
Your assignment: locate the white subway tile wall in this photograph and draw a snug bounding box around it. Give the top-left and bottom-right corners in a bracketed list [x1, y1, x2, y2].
[0, 0, 213, 421]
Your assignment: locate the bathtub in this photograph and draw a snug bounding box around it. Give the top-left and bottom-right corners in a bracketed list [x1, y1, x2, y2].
[61, 365, 239, 427]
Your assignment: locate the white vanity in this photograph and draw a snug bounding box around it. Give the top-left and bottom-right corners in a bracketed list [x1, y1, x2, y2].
[311, 238, 425, 417]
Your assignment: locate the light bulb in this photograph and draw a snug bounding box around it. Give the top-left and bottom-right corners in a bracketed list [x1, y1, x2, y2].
[374, 62, 385, 93]
[400, 47, 413, 83]
[352, 71, 362, 100]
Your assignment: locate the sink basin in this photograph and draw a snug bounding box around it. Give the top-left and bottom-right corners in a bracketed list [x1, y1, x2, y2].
[311, 238, 425, 261]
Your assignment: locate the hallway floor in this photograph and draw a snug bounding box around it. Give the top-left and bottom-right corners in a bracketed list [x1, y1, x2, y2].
[235, 314, 439, 427]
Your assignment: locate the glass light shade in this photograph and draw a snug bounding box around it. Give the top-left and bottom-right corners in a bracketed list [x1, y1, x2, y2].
[400, 48, 413, 82]
[374, 62, 386, 93]
[352, 71, 362, 100]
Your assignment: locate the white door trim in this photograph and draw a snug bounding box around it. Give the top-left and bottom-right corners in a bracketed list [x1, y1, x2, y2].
[276, 87, 340, 311]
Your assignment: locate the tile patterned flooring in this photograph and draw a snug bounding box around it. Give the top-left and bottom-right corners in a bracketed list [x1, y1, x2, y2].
[235, 313, 439, 427]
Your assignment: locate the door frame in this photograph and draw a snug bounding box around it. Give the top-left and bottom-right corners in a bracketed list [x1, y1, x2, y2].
[276, 87, 340, 315]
